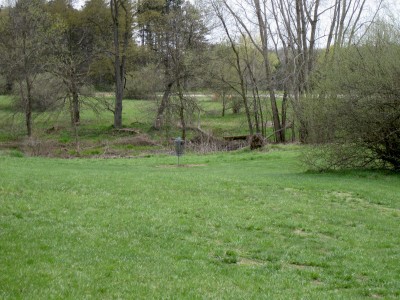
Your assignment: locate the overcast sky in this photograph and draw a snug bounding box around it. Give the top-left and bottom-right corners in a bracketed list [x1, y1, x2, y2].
[0, 0, 84, 8]
[1, 0, 399, 18]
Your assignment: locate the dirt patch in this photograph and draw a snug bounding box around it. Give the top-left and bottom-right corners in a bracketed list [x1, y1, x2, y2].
[330, 191, 400, 213]
[312, 279, 323, 285]
[237, 258, 265, 266]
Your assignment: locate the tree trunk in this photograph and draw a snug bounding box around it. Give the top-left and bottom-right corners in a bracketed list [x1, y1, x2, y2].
[251, 89, 260, 133]
[216, 9, 253, 135]
[221, 91, 226, 117]
[71, 82, 80, 125]
[111, 0, 129, 129]
[246, 57, 262, 134]
[241, 81, 254, 135]
[154, 81, 173, 130]
[258, 95, 265, 137]
[269, 91, 284, 142]
[179, 103, 186, 140]
[23, 33, 32, 137]
[177, 80, 186, 140]
[281, 90, 288, 142]
[114, 65, 123, 128]
[253, 0, 283, 142]
[25, 77, 33, 137]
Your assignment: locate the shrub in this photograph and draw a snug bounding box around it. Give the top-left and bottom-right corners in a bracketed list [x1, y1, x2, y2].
[303, 22, 400, 171]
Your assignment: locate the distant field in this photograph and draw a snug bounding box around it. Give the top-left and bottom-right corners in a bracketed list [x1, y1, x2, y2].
[0, 94, 256, 157]
[1, 147, 399, 298]
[0, 94, 289, 156]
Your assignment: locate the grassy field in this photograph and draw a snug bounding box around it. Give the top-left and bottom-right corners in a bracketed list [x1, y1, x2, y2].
[1, 147, 399, 299]
[0, 94, 289, 157]
[0, 95, 156, 142]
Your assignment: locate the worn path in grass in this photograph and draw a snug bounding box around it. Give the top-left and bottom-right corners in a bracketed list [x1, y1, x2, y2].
[0, 148, 399, 299]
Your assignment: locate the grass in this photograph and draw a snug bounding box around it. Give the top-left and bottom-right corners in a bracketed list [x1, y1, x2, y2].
[0, 94, 247, 157]
[0, 95, 164, 157]
[0, 94, 399, 298]
[0, 94, 290, 148]
[0, 148, 399, 298]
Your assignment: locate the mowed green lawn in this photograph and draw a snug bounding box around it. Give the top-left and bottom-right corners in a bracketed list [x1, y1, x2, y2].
[0, 148, 399, 299]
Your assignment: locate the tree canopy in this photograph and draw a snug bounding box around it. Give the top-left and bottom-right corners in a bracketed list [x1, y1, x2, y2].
[0, 0, 398, 170]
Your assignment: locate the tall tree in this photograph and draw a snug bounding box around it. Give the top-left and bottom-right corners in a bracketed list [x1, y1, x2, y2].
[145, 0, 207, 134]
[0, 0, 52, 137]
[212, 0, 285, 141]
[110, 0, 133, 128]
[269, 0, 379, 142]
[150, 0, 181, 130]
[253, 0, 284, 142]
[207, 0, 379, 143]
[213, 1, 254, 135]
[47, 0, 95, 126]
[168, 1, 208, 139]
[81, 0, 113, 90]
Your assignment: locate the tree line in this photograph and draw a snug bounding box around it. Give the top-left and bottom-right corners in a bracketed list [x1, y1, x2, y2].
[0, 0, 399, 170]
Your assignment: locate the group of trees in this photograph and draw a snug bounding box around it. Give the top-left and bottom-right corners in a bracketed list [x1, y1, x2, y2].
[207, 0, 384, 143]
[207, 0, 399, 170]
[0, 0, 207, 135]
[0, 0, 399, 170]
[0, 0, 111, 135]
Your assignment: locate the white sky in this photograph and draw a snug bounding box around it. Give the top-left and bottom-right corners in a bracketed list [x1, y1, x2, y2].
[72, 0, 85, 9]
[0, 0, 197, 8]
[1, 0, 398, 17]
[0, 0, 85, 8]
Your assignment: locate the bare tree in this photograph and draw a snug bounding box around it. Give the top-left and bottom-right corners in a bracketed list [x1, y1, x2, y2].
[267, 0, 377, 141]
[213, 1, 254, 135]
[0, 0, 51, 137]
[211, 0, 285, 141]
[208, 0, 378, 142]
[47, 1, 96, 126]
[167, 1, 208, 139]
[142, 1, 207, 137]
[253, 0, 284, 142]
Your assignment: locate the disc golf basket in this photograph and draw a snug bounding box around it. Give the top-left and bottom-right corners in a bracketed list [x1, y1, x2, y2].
[175, 137, 185, 166]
